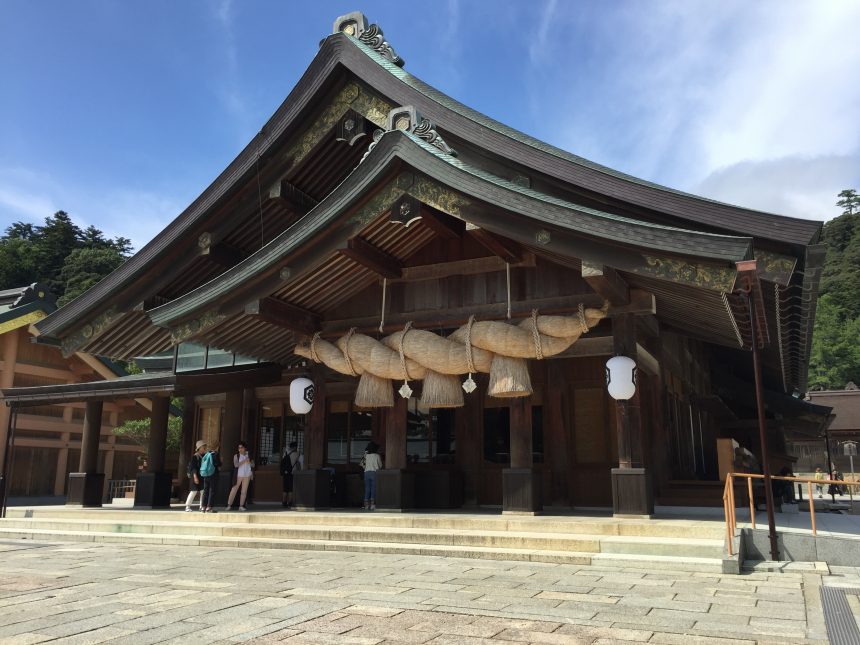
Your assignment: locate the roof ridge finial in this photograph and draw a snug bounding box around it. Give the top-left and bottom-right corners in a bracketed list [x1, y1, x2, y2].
[332, 12, 404, 67]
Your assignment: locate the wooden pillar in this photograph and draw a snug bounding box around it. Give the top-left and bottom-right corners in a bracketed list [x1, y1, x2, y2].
[222, 390, 243, 458]
[68, 400, 104, 506]
[456, 383, 482, 507]
[0, 328, 20, 469]
[306, 366, 326, 469]
[545, 361, 570, 506]
[611, 313, 653, 516]
[134, 396, 172, 508]
[377, 396, 414, 510]
[384, 397, 407, 470]
[79, 401, 102, 473]
[503, 395, 541, 513]
[54, 432, 70, 496]
[294, 366, 331, 509]
[178, 396, 196, 487]
[147, 397, 170, 472]
[509, 397, 533, 468]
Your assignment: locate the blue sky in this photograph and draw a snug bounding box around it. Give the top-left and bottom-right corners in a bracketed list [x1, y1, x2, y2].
[2, 1, 859, 251]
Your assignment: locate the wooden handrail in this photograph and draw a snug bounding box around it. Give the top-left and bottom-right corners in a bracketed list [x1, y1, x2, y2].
[722, 472, 856, 544]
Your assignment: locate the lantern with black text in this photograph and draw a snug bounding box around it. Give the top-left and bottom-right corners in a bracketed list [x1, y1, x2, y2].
[605, 356, 637, 401]
[289, 378, 315, 414]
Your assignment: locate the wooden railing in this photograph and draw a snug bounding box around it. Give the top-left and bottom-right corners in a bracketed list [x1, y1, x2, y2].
[723, 473, 857, 556]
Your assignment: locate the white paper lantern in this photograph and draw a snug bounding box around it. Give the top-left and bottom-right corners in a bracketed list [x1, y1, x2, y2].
[605, 356, 637, 400]
[289, 377, 315, 414]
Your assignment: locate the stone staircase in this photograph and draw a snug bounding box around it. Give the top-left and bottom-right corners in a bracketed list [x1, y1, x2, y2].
[0, 507, 728, 572]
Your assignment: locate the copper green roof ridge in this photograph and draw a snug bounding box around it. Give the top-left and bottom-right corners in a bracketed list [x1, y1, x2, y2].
[402, 131, 753, 246]
[340, 33, 821, 234]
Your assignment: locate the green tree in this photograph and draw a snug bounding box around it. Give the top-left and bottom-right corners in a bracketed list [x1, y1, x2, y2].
[0, 237, 38, 288]
[58, 247, 127, 306]
[0, 211, 133, 301]
[809, 188, 860, 389]
[113, 415, 184, 454]
[808, 295, 860, 389]
[836, 189, 860, 216]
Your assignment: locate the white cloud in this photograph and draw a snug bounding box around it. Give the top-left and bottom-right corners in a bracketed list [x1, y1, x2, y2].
[529, 0, 559, 65]
[696, 154, 859, 220]
[547, 0, 860, 221]
[698, 3, 860, 172]
[0, 166, 184, 250]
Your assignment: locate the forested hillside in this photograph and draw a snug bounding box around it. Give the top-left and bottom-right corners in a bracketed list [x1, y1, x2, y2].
[808, 189, 860, 390]
[0, 211, 131, 305]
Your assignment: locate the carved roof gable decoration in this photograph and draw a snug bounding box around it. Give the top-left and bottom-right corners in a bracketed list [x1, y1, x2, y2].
[361, 105, 457, 164]
[333, 12, 404, 67]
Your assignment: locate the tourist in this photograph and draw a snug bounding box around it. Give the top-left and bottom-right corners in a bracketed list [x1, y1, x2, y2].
[362, 441, 383, 511]
[814, 467, 825, 498]
[184, 440, 207, 512]
[281, 441, 301, 508]
[200, 441, 222, 513]
[226, 441, 253, 511]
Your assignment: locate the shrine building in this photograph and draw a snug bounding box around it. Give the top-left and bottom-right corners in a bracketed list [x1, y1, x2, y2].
[0, 13, 830, 516]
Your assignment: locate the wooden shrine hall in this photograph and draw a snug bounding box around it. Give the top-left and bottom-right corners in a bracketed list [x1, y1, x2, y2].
[1, 12, 829, 516]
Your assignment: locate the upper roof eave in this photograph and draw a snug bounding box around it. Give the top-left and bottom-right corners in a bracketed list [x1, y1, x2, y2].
[148, 130, 753, 329]
[328, 32, 823, 247]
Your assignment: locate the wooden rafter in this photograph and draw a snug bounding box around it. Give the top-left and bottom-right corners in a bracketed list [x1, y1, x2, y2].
[418, 205, 464, 240]
[244, 297, 321, 336]
[199, 241, 244, 267]
[339, 237, 402, 279]
[581, 261, 629, 306]
[468, 228, 523, 263]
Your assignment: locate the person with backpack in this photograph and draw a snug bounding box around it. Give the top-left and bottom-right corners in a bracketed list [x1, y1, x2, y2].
[184, 440, 207, 512]
[280, 441, 301, 508]
[200, 441, 222, 513]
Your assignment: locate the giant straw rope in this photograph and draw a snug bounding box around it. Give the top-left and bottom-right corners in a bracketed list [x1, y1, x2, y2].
[295, 301, 608, 408]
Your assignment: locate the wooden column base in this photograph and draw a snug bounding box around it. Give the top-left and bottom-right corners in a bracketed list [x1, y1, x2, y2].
[415, 470, 464, 509]
[376, 469, 415, 511]
[294, 469, 332, 510]
[502, 468, 542, 514]
[66, 473, 105, 507]
[611, 467, 654, 517]
[133, 472, 173, 508]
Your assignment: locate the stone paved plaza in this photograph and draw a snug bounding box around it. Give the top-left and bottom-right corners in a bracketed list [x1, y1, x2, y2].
[0, 539, 858, 644]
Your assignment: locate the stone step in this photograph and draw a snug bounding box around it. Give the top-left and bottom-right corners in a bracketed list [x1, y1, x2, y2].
[2, 507, 726, 539]
[0, 527, 724, 572]
[0, 517, 724, 559]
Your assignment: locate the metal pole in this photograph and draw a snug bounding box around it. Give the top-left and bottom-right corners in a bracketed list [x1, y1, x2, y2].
[0, 406, 18, 519]
[746, 289, 780, 561]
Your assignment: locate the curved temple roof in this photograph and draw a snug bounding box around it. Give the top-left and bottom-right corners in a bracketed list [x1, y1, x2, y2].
[31, 12, 824, 393]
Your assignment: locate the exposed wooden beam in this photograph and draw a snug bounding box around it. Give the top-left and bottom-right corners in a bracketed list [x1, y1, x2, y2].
[321, 294, 608, 336]
[609, 289, 655, 316]
[244, 298, 321, 336]
[392, 254, 536, 283]
[339, 237, 402, 279]
[419, 205, 465, 240]
[468, 228, 523, 263]
[550, 335, 614, 359]
[267, 179, 318, 216]
[199, 241, 244, 267]
[581, 261, 630, 306]
[636, 314, 660, 339]
[636, 343, 660, 377]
